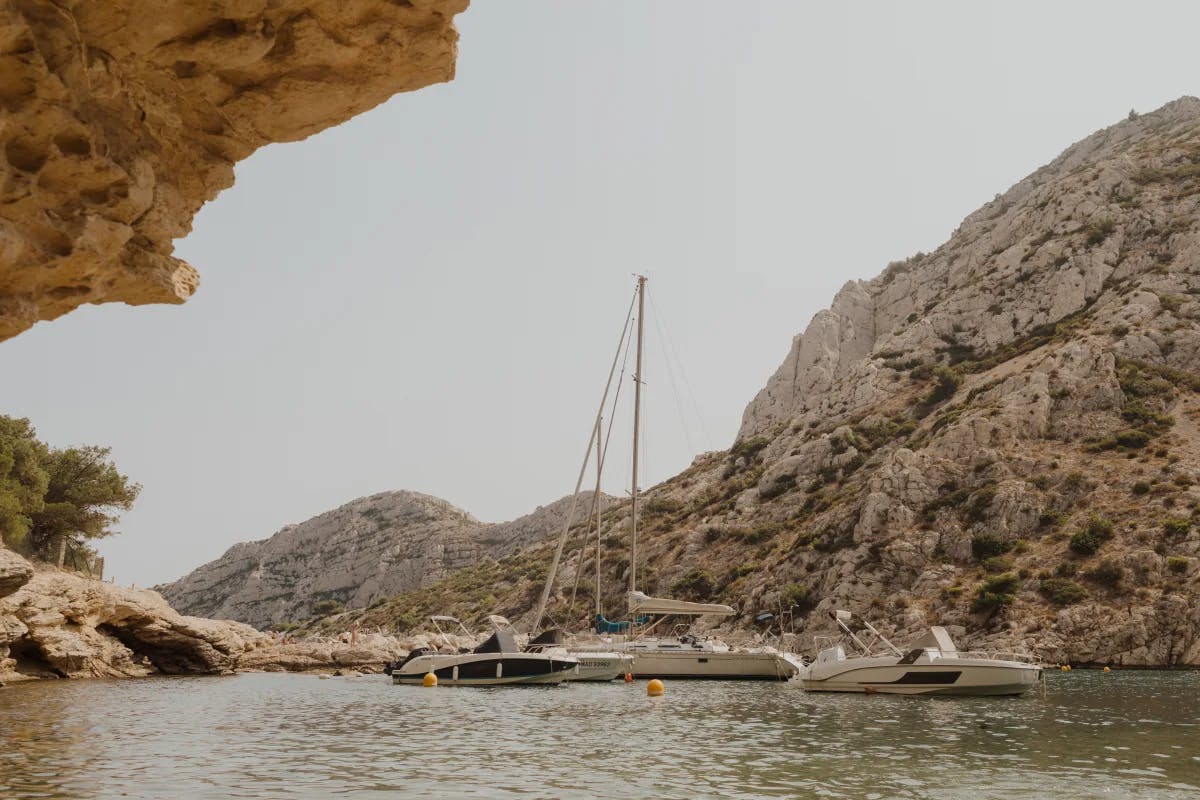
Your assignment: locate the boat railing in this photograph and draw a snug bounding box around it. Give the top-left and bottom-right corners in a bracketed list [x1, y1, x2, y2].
[813, 635, 1039, 665]
[813, 633, 892, 658]
[950, 648, 1040, 664]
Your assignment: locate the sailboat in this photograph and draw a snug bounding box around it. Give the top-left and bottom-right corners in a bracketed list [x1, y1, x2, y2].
[532, 276, 801, 681]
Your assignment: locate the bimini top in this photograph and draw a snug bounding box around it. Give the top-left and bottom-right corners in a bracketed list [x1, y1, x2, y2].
[907, 626, 958, 654]
[627, 591, 734, 617]
[473, 627, 520, 654]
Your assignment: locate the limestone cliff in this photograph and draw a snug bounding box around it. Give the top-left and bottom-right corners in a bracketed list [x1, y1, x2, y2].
[343, 98, 1200, 667]
[158, 490, 611, 629]
[0, 0, 468, 341]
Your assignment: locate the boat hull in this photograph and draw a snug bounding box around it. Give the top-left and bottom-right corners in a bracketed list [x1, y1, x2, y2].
[567, 652, 634, 682]
[628, 650, 798, 681]
[392, 653, 577, 686]
[801, 660, 1041, 696]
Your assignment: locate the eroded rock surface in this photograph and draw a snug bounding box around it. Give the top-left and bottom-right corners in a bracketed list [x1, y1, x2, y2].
[0, 550, 399, 684]
[0, 0, 468, 340]
[0, 546, 33, 598]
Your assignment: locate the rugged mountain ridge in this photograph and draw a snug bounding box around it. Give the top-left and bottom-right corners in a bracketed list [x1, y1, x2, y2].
[332, 98, 1200, 667]
[158, 490, 611, 629]
[0, 0, 468, 341]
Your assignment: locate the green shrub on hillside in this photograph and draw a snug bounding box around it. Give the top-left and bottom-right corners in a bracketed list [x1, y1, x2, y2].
[1054, 560, 1079, 577]
[730, 437, 770, 461]
[971, 572, 1021, 613]
[1039, 510, 1064, 529]
[982, 555, 1014, 573]
[1163, 517, 1191, 538]
[1069, 516, 1114, 555]
[922, 367, 962, 407]
[671, 569, 717, 602]
[312, 599, 345, 617]
[1039, 577, 1087, 605]
[971, 534, 1012, 560]
[780, 583, 815, 613]
[1085, 558, 1125, 587]
[1085, 218, 1115, 246]
[1167, 556, 1190, 573]
[1121, 402, 1175, 432]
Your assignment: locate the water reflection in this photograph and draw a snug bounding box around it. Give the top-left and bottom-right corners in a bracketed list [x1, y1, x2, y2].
[0, 671, 1197, 799]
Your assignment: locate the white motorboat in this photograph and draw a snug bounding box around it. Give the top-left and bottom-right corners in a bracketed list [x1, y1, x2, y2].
[389, 616, 578, 686]
[800, 610, 1042, 696]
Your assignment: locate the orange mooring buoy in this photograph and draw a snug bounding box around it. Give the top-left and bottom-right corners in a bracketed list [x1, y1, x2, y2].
[624, 672, 633, 683]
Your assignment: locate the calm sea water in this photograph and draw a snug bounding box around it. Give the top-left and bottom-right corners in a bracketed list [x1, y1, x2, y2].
[0, 671, 1197, 799]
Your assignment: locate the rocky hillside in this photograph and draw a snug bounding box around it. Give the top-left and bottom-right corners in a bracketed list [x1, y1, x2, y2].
[328, 98, 1200, 667]
[0, 0, 468, 341]
[158, 490, 610, 629]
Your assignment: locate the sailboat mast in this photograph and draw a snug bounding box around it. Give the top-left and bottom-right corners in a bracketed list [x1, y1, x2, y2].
[593, 416, 603, 616]
[629, 275, 646, 595]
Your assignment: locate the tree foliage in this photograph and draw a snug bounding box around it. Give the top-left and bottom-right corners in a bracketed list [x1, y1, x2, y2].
[0, 416, 139, 563]
[0, 416, 50, 549]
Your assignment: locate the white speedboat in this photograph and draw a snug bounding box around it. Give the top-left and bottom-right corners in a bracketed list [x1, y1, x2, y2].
[800, 610, 1042, 696]
[389, 616, 578, 686]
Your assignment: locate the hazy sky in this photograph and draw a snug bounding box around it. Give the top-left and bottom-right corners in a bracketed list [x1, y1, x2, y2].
[0, 2, 1195, 587]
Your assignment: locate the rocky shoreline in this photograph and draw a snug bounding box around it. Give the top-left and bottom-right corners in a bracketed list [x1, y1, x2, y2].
[0, 547, 398, 686]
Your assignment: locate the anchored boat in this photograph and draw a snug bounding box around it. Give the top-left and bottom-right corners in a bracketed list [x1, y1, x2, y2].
[800, 610, 1042, 696]
[389, 616, 578, 686]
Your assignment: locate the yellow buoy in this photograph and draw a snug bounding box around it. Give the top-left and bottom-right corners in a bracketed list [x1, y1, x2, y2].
[1103, 666, 1111, 673]
[647, 678, 665, 697]
[1061, 665, 1071, 672]
[422, 672, 438, 687]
